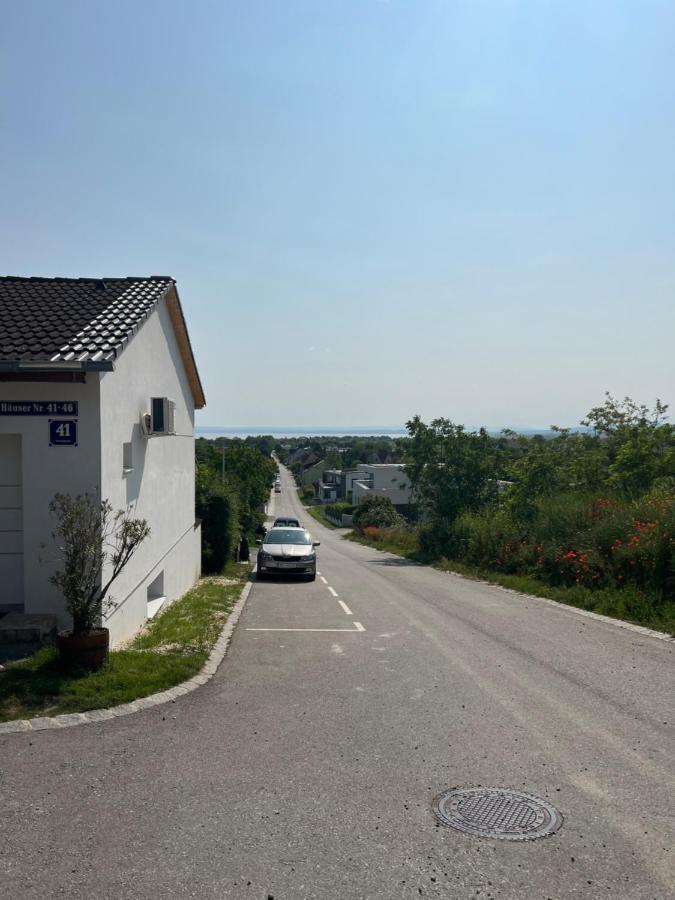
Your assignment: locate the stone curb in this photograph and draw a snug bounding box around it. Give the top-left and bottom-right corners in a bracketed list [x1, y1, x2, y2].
[0, 579, 254, 736]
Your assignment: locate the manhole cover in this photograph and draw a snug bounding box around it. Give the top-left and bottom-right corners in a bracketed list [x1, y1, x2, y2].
[433, 787, 563, 841]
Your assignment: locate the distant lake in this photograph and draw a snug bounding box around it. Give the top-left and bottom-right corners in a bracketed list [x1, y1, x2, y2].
[196, 426, 408, 439]
[195, 425, 579, 439]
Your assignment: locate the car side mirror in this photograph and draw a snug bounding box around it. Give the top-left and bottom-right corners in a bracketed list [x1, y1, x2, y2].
[255, 538, 262, 545]
[313, 541, 321, 547]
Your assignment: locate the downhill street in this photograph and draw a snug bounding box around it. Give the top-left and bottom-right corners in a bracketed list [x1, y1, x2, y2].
[2, 464, 674, 899]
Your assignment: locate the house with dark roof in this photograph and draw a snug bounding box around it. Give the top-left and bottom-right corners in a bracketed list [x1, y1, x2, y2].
[0, 276, 205, 645]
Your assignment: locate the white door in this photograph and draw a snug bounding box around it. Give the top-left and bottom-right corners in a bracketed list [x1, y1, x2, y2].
[0, 435, 23, 608]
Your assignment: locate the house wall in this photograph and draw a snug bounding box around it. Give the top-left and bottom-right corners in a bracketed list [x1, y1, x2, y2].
[352, 464, 413, 507]
[99, 296, 201, 646]
[318, 484, 338, 502]
[343, 470, 368, 498]
[0, 379, 101, 619]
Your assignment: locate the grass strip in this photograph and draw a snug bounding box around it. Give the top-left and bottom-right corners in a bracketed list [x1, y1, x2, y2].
[346, 531, 675, 635]
[305, 505, 338, 530]
[0, 563, 250, 723]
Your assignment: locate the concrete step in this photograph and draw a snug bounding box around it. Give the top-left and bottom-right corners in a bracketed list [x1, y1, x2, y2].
[0, 612, 57, 643]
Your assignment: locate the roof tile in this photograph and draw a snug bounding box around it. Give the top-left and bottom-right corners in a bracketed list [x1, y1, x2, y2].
[0, 276, 174, 363]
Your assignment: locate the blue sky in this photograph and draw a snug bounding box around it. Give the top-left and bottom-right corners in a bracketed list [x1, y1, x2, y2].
[2, 1, 674, 429]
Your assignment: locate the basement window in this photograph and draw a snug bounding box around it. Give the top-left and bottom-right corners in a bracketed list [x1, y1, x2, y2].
[123, 442, 134, 474]
[146, 571, 166, 619]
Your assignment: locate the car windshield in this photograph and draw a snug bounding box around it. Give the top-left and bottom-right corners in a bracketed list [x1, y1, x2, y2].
[264, 529, 312, 545]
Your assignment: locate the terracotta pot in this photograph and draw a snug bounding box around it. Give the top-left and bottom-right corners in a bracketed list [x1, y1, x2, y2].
[57, 627, 109, 670]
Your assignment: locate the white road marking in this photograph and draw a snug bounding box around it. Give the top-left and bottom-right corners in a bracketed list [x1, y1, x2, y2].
[330, 643, 344, 654]
[246, 625, 366, 633]
[320, 576, 328, 584]
[338, 600, 353, 616]
[327, 586, 339, 598]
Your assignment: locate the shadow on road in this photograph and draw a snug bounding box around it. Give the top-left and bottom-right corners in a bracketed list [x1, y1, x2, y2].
[254, 573, 315, 583]
[365, 556, 422, 567]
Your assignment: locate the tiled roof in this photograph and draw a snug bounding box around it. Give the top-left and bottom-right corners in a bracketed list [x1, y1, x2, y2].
[0, 276, 174, 363]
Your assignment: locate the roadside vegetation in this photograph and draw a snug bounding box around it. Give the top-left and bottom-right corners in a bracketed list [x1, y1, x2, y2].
[196, 436, 276, 572]
[349, 394, 675, 635]
[298, 484, 317, 504]
[0, 565, 249, 723]
[306, 505, 338, 529]
[306, 501, 354, 530]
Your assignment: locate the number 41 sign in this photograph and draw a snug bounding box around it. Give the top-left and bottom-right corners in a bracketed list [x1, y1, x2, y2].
[49, 419, 78, 447]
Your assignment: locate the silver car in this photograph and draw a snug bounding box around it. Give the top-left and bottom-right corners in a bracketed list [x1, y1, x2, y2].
[256, 527, 320, 581]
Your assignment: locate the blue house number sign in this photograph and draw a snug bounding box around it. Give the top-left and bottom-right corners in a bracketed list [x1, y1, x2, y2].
[49, 419, 78, 447]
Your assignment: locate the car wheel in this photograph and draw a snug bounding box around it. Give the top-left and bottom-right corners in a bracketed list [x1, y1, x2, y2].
[257, 570, 266, 581]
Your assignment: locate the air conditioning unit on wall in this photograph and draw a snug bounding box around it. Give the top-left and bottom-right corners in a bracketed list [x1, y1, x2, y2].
[150, 397, 176, 435]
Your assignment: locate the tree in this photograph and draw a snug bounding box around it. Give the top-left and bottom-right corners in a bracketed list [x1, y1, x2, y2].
[195, 438, 276, 571]
[405, 416, 494, 554]
[48, 493, 150, 634]
[582, 393, 669, 435]
[505, 439, 561, 521]
[582, 394, 674, 496]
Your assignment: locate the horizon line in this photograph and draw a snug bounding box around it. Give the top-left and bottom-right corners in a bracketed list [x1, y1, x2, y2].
[196, 424, 583, 432]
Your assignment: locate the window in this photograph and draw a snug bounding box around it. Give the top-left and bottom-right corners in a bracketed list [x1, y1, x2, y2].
[146, 571, 165, 619]
[264, 530, 312, 545]
[123, 442, 133, 473]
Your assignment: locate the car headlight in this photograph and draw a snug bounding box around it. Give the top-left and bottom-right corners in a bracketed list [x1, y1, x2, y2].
[259, 550, 272, 561]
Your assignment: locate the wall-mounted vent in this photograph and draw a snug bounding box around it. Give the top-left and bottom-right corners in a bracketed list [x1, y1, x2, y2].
[150, 397, 176, 435]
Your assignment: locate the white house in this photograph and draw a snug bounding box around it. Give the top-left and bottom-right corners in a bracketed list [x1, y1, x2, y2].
[0, 276, 206, 646]
[318, 468, 369, 503]
[351, 464, 414, 510]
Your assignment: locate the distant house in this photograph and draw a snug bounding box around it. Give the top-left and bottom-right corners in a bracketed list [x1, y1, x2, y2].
[0, 276, 205, 645]
[300, 458, 327, 488]
[318, 468, 368, 503]
[318, 468, 342, 502]
[351, 464, 413, 511]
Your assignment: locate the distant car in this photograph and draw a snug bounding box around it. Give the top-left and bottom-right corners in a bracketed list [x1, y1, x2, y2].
[274, 484, 281, 493]
[273, 516, 301, 528]
[256, 527, 320, 581]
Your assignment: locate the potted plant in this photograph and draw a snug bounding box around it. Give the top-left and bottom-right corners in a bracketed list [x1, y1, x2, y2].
[48, 493, 150, 669]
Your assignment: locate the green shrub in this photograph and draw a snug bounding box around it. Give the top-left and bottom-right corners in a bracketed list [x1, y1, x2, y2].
[199, 488, 239, 574]
[299, 484, 315, 503]
[325, 502, 354, 520]
[448, 490, 675, 604]
[451, 507, 523, 570]
[353, 496, 405, 530]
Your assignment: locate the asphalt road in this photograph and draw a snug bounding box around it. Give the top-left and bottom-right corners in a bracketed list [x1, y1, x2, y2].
[2, 465, 674, 900]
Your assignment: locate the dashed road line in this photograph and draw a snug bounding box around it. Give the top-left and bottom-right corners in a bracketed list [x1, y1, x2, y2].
[338, 600, 353, 616]
[320, 576, 328, 584]
[327, 586, 339, 598]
